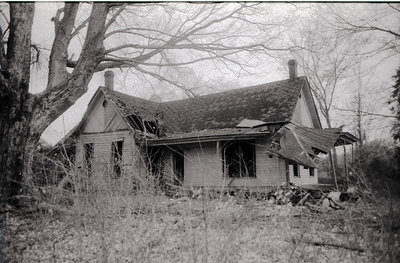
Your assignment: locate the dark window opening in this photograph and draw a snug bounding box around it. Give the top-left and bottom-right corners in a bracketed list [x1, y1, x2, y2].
[126, 114, 159, 135]
[84, 143, 94, 176]
[268, 154, 274, 158]
[112, 140, 124, 178]
[291, 163, 300, 177]
[310, 167, 315, 176]
[173, 150, 184, 186]
[223, 141, 256, 178]
[102, 100, 108, 107]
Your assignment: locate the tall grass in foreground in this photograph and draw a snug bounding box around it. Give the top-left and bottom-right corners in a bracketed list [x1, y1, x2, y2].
[2, 148, 399, 263]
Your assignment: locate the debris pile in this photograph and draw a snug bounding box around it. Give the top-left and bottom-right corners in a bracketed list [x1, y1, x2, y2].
[266, 183, 361, 211]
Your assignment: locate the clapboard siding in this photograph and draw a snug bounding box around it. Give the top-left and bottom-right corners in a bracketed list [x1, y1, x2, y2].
[76, 131, 146, 177]
[83, 94, 129, 133]
[291, 89, 314, 128]
[183, 142, 223, 186]
[289, 163, 318, 185]
[162, 137, 290, 188]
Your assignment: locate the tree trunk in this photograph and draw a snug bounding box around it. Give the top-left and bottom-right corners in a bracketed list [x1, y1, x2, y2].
[0, 113, 39, 204]
[0, 3, 35, 205]
[1, 3, 110, 205]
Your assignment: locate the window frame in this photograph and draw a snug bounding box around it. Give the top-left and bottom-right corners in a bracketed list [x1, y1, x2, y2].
[111, 140, 124, 178]
[84, 143, 94, 176]
[222, 140, 256, 178]
[309, 167, 315, 177]
[290, 162, 300, 177]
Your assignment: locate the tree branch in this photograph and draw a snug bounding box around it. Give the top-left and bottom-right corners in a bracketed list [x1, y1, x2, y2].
[135, 65, 197, 98]
[105, 4, 127, 31]
[333, 106, 396, 118]
[47, 3, 79, 89]
[5, 3, 35, 96]
[32, 3, 110, 136]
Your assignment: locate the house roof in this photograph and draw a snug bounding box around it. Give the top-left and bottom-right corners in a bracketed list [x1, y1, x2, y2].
[72, 74, 357, 166]
[102, 88, 163, 120]
[102, 76, 307, 134]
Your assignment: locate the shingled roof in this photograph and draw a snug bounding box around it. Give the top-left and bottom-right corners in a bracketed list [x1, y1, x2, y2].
[103, 76, 307, 134]
[102, 88, 163, 120]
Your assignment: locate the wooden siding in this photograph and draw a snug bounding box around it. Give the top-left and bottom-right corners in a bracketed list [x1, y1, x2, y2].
[288, 163, 318, 185]
[83, 94, 128, 133]
[291, 89, 314, 128]
[161, 137, 288, 188]
[83, 99, 105, 133]
[75, 131, 146, 177]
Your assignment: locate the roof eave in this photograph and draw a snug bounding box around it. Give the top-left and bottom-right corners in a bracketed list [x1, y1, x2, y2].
[147, 131, 271, 146]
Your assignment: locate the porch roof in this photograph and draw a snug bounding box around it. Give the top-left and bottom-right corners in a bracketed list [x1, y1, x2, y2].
[271, 123, 358, 167]
[146, 127, 272, 146]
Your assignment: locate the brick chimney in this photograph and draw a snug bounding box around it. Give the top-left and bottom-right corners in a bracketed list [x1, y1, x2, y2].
[104, 71, 114, 90]
[288, 59, 297, 82]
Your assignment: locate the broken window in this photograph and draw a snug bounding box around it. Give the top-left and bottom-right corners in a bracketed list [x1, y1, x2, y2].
[173, 149, 184, 186]
[223, 140, 256, 178]
[111, 140, 124, 178]
[84, 143, 94, 176]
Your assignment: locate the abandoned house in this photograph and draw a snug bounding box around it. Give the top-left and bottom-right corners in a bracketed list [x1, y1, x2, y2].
[73, 60, 357, 190]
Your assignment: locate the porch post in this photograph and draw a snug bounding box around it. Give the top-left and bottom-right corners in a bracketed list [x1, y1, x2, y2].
[285, 160, 290, 188]
[329, 150, 338, 190]
[351, 143, 354, 163]
[216, 141, 222, 176]
[343, 144, 348, 188]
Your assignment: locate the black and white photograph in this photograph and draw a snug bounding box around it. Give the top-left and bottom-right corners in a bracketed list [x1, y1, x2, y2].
[0, 1, 399, 262]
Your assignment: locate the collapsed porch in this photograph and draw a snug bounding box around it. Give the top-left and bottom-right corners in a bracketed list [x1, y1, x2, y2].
[144, 122, 358, 189]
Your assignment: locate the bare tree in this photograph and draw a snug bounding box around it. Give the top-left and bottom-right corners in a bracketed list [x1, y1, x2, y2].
[293, 3, 399, 187]
[294, 3, 399, 129]
[0, 2, 297, 204]
[296, 29, 362, 128]
[326, 3, 400, 142]
[292, 7, 365, 188]
[326, 3, 400, 57]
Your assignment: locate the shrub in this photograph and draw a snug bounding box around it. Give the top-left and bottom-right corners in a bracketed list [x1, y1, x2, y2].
[352, 140, 400, 197]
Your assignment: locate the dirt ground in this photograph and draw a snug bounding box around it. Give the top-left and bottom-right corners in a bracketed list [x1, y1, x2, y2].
[2, 195, 400, 263]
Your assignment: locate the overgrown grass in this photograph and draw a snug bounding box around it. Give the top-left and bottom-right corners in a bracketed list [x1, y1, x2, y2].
[3, 190, 400, 262]
[2, 147, 399, 262]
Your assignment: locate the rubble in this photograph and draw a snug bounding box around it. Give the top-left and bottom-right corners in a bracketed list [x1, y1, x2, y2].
[182, 183, 361, 212]
[264, 184, 361, 211]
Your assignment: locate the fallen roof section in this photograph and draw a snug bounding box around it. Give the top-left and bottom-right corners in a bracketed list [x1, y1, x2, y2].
[271, 123, 358, 167]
